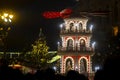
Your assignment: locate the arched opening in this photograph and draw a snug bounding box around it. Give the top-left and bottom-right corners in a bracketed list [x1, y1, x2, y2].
[67, 39, 73, 51]
[66, 58, 73, 72]
[69, 23, 74, 32]
[79, 23, 83, 31]
[80, 58, 87, 73]
[79, 39, 86, 51]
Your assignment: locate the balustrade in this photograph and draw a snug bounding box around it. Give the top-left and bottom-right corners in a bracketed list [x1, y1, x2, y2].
[58, 46, 93, 52]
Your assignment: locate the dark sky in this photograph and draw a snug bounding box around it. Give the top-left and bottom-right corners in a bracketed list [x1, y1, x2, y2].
[0, 0, 77, 51]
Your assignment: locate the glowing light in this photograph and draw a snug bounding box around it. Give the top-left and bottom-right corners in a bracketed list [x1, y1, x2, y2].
[75, 66, 78, 70]
[1, 13, 14, 22]
[0, 28, 3, 30]
[42, 8, 72, 19]
[76, 41, 78, 43]
[113, 26, 118, 36]
[75, 23, 78, 26]
[9, 19, 12, 22]
[48, 55, 61, 63]
[43, 11, 60, 19]
[57, 42, 60, 45]
[9, 15, 13, 19]
[53, 66, 57, 71]
[4, 18, 8, 22]
[60, 8, 72, 18]
[90, 25, 93, 31]
[1, 16, 4, 19]
[60, 24, 63, 28]
[4, 13, 8, 17]
[95, 66, 100, 71]
[92, 42, 96, 48]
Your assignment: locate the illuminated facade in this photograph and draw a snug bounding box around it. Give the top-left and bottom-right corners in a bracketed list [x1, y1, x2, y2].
[58, 16, 95, 73]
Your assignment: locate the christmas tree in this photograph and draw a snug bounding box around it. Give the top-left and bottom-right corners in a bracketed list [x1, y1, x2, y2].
[20, 28, 54, 69]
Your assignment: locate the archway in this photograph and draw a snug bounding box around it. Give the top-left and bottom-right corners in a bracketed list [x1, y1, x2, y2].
[65, 58, 73, 72]
[69, 23, 74, 32]
[79, 23, 83, 31]
[67, 39, 73, 51]
[80, 58, 87, 73]
[79, 39, 86, 51]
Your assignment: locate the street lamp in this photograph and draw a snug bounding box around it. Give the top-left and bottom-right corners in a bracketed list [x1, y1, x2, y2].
[94, 66, 100, 72]
[90, 24, 93, 32]
[1, 13, 13, 23]
[92, 42, 96, 50]
[0, 12, 14, 58]
[60, 24, 63, 33]
[57, 41, 60, 50]
[53, 66, 57, 72]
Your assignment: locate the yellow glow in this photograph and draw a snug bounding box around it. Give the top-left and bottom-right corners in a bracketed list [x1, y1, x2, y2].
[4, 18, 8, 22]
[7, 27, 11, 31]
[113, 26, 118, 36]
[0, 28, 3, 30]
[9, 19, 12, 22]
[4, 13, 8, 17]
[9, 15, 13, 19]
[1, 16, 4, 19]
[1, 12, 13, 23]
[48, 55, 61, 63]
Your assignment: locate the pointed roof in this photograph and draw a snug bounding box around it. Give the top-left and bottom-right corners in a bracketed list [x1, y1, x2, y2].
[39, 28, 44, 38]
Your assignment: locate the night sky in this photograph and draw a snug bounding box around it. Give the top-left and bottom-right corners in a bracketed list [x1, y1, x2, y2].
[0, 0, 77, 51]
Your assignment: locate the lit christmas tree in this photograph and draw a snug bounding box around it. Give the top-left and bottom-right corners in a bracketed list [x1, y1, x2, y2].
[21, 28, 54, 69]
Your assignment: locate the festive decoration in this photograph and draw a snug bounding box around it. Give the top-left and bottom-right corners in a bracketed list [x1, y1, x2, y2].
[58, 16, 94, 73]
[60, 8, 72, 18]
[43, 11, 60, 19]
[42, 8, 72, 19]
[19, 29, 55, 69]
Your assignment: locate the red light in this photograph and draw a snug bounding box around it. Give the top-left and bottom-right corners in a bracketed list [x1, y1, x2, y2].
[43, 11, 60, 19]
[42, 8, 72, 19]
[60, 8, 72, 18]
